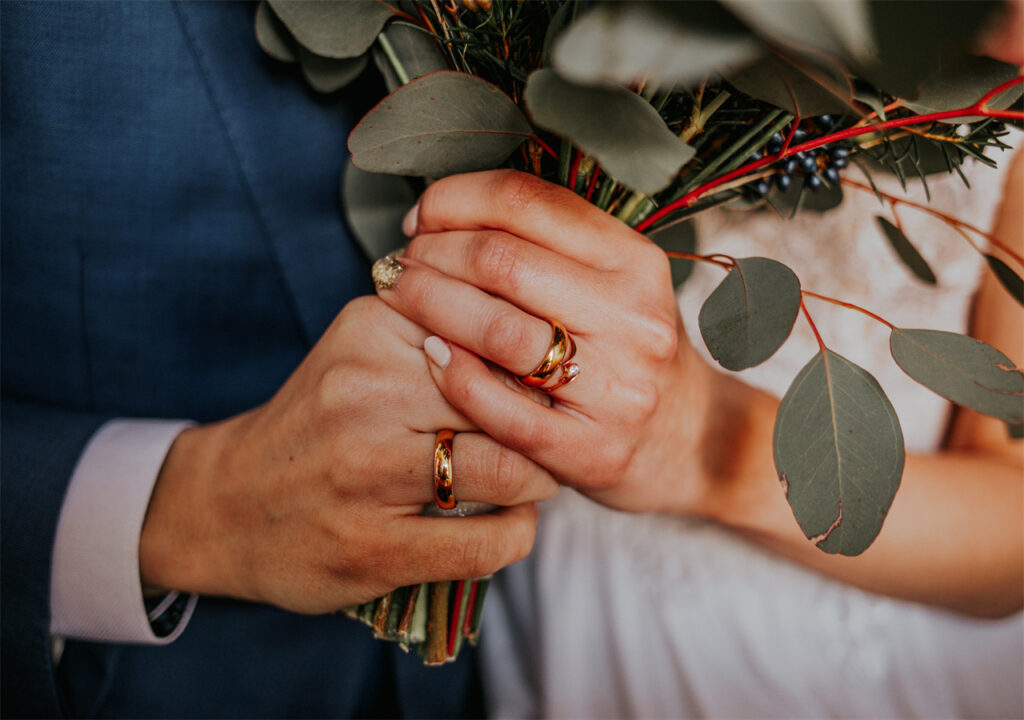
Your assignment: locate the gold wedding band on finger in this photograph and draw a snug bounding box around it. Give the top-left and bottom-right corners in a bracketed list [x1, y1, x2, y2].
[433, 429, 456, 510]
[517, 319, 580, 393]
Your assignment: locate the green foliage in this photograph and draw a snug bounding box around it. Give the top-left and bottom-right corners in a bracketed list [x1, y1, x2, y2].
[372, 23, 448, 92]
[648, 221, 698, 289]
[342, 161, 418, 261]
[551, 2, 759, 89]
[889, 329, 1024, 424]
[698, 258, 801, 371]
[726, 53, 851, 117]
[524, 69, 695, 194]
[348, 72, 532, 177]
[774, 350, 904, 556]
[267, 0, 392, 59]
[984, 254, 1024, 307]
[298, 48, 367, 94]
[874, 217, 936, 285]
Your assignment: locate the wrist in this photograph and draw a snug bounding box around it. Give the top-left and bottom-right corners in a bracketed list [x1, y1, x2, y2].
[139, 416, 249, 599]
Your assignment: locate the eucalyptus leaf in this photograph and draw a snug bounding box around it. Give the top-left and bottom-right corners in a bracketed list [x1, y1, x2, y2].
[552, 2, 760, 89]
[256, 1, 296, 63]
[801, 180, 843, 213]
[649, 220, 698, 289]
[541, 0, 574, 68]
[904, 56, 1023, 121]
[727, 53, 852, 116]
[298, 48, 367, 94]
[853, 80, 887, 120]
[720, 0, 874, 63]
[524, 69, 694, 194]
[348, 71, 532, 177]
[774, 350, 904, 556]
[342, 160, 418, 261]
[698, 257, 801, 371]
[372, 22, 448, 92]
[860, 0, 1003, 99]
[268, 0, 393, 59]
[874, 216, 936, 285]
[889, 328, 1024, 423]
[985, 254, 1024, 307]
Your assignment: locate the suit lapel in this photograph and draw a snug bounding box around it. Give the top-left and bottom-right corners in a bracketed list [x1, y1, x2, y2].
[174, 1, 374, 346]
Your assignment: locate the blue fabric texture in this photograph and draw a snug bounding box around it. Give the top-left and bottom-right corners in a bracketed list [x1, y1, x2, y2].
[1, 2, 483, 717]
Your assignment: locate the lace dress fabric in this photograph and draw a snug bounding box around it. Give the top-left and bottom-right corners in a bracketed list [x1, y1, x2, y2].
[481, 147, 1024, 719]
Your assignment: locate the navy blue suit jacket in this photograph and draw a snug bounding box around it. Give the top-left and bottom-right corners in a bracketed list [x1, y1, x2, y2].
[1, 3, 482, 717]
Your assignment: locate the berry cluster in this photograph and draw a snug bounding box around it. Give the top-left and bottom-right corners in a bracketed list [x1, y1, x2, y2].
[746, 116, 853, 198]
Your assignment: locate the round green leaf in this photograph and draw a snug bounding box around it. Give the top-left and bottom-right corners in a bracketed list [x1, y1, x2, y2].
[890, 328, 1024, 424]
[874, 216, 936, 285]
[904, 56, 1023, 119]
[268, 0, 392, 59]
[371, 22, 448, 92]
[348, 71, 532, 177]
[552, 2, 760, 89]
[256, 1, 296, 63]
[342, 160, 418, 262]
[721, 0, 874, 63]
[774, 350, 905, 556]
[698, 257, 801, 371]
[524, 69, 695, 195]
[727, 53, 852, 116]
[298, 48, 367, 94]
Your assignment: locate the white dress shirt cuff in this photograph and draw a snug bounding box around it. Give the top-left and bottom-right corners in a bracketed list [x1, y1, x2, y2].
[50, 419, 199, 644]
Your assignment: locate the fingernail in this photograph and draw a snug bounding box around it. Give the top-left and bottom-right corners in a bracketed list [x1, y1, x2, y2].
[371, 255, 404, 291]
[424, 336, 451, 369]
[402, 203, 419, 237]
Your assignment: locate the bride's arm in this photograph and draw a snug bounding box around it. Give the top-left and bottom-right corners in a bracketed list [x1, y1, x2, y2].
[695, 152, 1023, 619]
[377, 162, 1022, 620]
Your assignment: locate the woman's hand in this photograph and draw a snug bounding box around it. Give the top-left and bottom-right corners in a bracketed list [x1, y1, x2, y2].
[139, 295, 556, 614]
[375, 170, 715, 513]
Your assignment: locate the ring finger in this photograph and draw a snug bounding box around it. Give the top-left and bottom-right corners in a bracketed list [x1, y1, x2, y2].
[384, 431, 559, 508]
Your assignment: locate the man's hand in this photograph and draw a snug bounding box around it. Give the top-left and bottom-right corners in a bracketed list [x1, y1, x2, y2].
[375, 170, 716, 514]
[139, 296, 555, 614]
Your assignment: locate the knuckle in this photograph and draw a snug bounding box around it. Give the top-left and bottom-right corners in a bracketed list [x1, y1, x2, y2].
[643, 315, 680, 363]
[482, 308, 530, 359]
[487, 443, 528, 501]
[458, 533, 501, 578]
[473, 233, 521, 291]
[316, 365, 350, 412]
[496, 170, 555, 216]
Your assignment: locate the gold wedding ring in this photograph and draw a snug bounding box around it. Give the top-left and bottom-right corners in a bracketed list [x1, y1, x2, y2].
[433, 429, 456, 510]
[517, 319, 580, 392]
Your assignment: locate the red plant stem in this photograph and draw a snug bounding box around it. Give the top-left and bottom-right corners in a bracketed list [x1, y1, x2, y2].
[800, 298, 828, 354]
[568, 150, 583, 191]
[636, 76, 1024, 233]
[802, 290, 895, 329]
[447, 580, 465, 657]
[842, 178, 1024, 267]
[461, 580, 479, 637]
[663, 251, 733, 270]
[375, 0, 422, 25]
[530, 135, 559, 161]
[584, 163, 601, 201]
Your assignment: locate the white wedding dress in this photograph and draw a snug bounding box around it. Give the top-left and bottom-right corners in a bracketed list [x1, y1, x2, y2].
[480, 145, 1024, 719]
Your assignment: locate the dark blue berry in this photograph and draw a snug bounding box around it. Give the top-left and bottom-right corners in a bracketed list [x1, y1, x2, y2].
[754, 180, 771, 196]
[784, 158, 799, 174]
[750, 150, 762, 161]
[793, 128, 808, 142]
[775, 174, 792, 191]
[800, 155, 817, 173]
[831, 156, 848, 169]
[817, 114, 835, 128]
[829, 147, 849, 160]
[807, 175, 822, 191]
[824, 167, 840, 184]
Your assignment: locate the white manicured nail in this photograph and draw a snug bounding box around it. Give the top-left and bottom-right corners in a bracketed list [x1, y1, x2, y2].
[424, 336, 451, 369]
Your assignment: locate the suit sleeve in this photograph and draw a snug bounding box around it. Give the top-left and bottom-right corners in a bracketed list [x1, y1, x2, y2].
[1, 398, 113, 717]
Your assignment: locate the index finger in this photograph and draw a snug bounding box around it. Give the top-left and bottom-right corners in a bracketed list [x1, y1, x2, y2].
[404, 170, 649, 270]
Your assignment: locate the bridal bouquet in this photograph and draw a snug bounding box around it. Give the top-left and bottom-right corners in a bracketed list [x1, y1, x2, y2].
[256, 0, 1024, 663]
